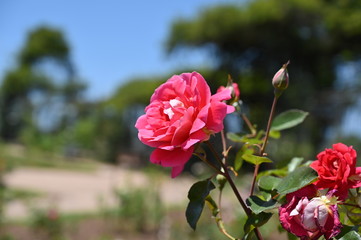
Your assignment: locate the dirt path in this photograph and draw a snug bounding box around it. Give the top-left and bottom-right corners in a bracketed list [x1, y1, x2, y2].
[4, 165, 195, 219]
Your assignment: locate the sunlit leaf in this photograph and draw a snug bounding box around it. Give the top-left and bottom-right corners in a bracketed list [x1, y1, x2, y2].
[235, 150, 244, 171]
[341, 198, 361, 226]
[227, 132, 244, 142]
[185, 179, 215, 230]
[269, 130, 281, 139]
[246, 196, 278, 214]
[257, 168, 288, 178]
[287, 157, 304, 173]
[227, 132, 263, 144]
[337, 230, 361, 240]
[276, 166, 318, 195]
[258, 175, 282, 192]
[234, 147, 253, 171]
[244, 212, 273, 236]
[336, 225, 359, 239]
[271, 109, 308, 131]
[242, 153, 272, 165]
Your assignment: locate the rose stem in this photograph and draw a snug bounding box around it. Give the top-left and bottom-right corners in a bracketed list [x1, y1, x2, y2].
[195, 152, 223, 175]
[220, 130, 227, 158]
[206, 141, 249, 214]
[216, 187, 239, 240]
[250, 96, 278, 196]
[206, 141, 264, 240]
[241, 113, 257, 136]
[217, 131, 240, 240]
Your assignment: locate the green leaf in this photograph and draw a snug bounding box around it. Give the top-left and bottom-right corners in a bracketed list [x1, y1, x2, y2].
[258, 175, 282, 192]
[243, 230, 256, 240]
[338, 231, 361, 240]
[227, 132, 263, 144]
[276, 166, 318, 195]
[271, 109, 309, 131]
[257, 168, 288, 178]
[242, 153, 272, 165]
[269, 130, 281, 139]
[246, 196, 278, 214]
[287, 157, 304, 173]
[244, 212, 273, 235]
[287, 232, 298, 240]
[227, 132, 244, 142]
[234, 149, 244, 171]
[340, 198, 361, 226]
[336, 225, 360, 239]
[234, 146, 253, 171]
[186, 179, 216, 230]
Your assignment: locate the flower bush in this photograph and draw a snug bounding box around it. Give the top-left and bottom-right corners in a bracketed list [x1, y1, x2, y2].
[135, 64, 361, 240]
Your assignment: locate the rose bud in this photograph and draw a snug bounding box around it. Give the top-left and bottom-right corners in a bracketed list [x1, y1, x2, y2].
[217, 75, 240, 106]
[272, 61, 290, 95]
[216, 174, 227, 190]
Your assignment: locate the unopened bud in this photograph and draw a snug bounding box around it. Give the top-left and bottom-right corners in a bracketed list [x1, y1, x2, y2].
[216, 174, 227, 190]
[272, 61, 290, 92]
[217, 75, 240, 105]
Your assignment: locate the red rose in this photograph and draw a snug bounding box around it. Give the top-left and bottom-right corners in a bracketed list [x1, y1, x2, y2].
[135, 72, 234, 177]
[310, 143, 361, 200]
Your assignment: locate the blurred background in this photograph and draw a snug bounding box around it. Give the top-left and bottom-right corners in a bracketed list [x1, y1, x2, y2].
[1, 0, 361, 239]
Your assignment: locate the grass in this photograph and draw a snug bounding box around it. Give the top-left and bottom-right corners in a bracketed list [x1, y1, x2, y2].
[0, 143, 99, 172]
[3, 188, 43, 202]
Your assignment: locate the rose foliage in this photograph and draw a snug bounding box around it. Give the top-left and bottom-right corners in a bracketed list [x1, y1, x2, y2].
[135, 67, 361, 240]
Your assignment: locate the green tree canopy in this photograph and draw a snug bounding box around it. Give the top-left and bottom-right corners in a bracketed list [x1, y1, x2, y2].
[0, 26, 84, 140]
[19, 26, 70, 68]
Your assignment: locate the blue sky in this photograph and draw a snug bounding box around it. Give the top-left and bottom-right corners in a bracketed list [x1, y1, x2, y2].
[0, 0, 238, 100]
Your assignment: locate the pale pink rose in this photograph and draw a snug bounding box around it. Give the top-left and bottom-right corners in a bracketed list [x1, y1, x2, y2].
[135, 72, 234, 177]
[279, 186, 342, 240]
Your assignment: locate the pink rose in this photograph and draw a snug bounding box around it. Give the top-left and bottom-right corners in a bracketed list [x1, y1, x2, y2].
[135, 72, 234, 177]
[279, 186, 342, 240]
[310, 143, 361, 200]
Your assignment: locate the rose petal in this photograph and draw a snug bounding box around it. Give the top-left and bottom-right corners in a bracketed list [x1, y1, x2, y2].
[171, 165, 185, 178]
[206, 101, 228, 132]
[150, 147, 193, 168]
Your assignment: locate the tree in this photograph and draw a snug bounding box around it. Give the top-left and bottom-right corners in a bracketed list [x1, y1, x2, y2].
[0, 26, 85, 141]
